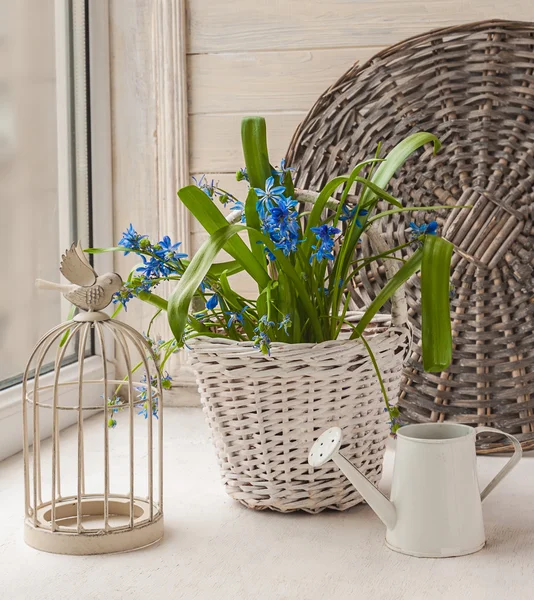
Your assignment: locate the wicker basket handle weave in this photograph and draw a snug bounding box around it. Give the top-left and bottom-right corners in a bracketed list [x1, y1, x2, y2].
[226, 188, 408, 327]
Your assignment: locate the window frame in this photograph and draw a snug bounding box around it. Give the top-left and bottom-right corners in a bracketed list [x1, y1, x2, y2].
[0, 0, 114, 460]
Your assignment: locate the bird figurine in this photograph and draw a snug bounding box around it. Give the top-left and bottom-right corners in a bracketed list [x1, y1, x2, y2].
[36, 242, 124, 312]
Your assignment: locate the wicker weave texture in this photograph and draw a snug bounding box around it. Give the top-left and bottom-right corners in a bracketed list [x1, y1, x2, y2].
[187, 327, 409, 513]
[286, 20, 534, 453]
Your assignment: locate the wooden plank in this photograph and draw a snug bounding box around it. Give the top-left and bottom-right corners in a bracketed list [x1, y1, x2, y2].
[188, 47, 380, 114]
[187, 0, 534, 53]
[189, 112, 303, 173]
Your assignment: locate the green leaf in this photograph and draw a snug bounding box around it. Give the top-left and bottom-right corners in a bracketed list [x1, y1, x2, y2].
[246, 228, 324, 341]
[367, 204, 472, 224]
[178, 185, 270, 289]
[361, 132, 441, 206]
[421, 235, 453, 372]
[85, 246, 125, 254]
[59, 304, 77, 347]
[302, 176, 348, 256]
[138, 291, 168, 312]
[244, 186, 267, 274]
[241, 117, 272, 189]
[351, 248, 423, 337]
[168, 224, 255, 344]
[207, 260, 243, 278]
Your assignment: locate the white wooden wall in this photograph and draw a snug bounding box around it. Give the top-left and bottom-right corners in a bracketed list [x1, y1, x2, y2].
[186, 0, 534, 267]
[109, 0, 534, 330]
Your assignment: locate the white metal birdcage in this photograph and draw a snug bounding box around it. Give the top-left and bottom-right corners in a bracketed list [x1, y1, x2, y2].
[22, 311, 163, 555]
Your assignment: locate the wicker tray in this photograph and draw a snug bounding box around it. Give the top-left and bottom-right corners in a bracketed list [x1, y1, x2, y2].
[287, 20, 534, 453]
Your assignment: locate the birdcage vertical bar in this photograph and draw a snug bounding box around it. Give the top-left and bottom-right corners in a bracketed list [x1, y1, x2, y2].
[32, 329, 65, 522]
[112, 322, 161, 519]
[22, 375, 30, 518]
[110, 324, 136, 528]
[76, 323, 91, 532]
[95, 322, 110, 531]
[51, 324, 82, 531]
[22, 322, 71, 522]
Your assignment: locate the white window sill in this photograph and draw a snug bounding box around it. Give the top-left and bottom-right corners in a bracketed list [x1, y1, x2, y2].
[0, 407, 532, 598]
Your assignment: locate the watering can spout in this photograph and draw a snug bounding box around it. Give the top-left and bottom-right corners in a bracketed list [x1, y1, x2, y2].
[308, 427, 397, 530]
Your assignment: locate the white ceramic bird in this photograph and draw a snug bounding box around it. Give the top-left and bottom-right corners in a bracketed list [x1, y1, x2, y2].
[36, 242, 124, 311]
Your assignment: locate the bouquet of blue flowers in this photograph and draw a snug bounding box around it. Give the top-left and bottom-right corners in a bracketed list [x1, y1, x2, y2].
[92, 117, 463, 430]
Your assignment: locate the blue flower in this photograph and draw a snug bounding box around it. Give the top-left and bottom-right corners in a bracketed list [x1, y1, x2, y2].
[136, 255, 172, 278]
[256, 315, 275, 330]
[261, 195, 302, 256]
[107, 396, 123, 414]
[118, 224, 148, 255]
[225, 306, 248, 328]
[253, 331, 271, 356]
[236, 167, 249, 182]
[278, 314, 292, 336]
[310, 225, 341, 262]
[192, 175, 216, 199]
[155, 236, 187, 263]
[254, 176, 287, 218]
[339, 204, 369, 227]
[256, 241, 277, 261]
[409, 220, 439, 238]
[230, 200, 246, 223]
[206, 294, 219, 310]
[108, 417, 117, 429]
[112, 288, 135, 310]
[273, 159, 295, 182]
[138, 400, 158, 420]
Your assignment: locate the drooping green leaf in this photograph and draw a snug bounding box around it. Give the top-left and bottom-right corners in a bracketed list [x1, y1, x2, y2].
[421, 235, 453, 372]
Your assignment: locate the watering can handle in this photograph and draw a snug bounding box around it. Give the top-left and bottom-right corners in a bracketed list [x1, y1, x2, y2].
[475, 427, 522, 502]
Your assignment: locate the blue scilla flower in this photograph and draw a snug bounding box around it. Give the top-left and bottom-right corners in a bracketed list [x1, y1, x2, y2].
[261, 196, 302, 256]
[136, 255, 172, 278]
[272, 158, 295, 182]
[118, 224, 148, 255]
[192, 174, 216, 199]
[112, 288, 135, 310]
[256, 241, 277, 261]
[257, 315, 275, 330]
[206, 294, 219, 310]
[339, 204, 369, 227]
[155, 236, 188, 263]
[253, 331, 272, 356]
[409, 220, 439, 238]
[236, 167, 249, 182]
[310, 225, 341, 262]
[138, 399, 159, 420]
[254, 176, 287, 218]
[278, 314, 292, 336]
[226, 306, 248, 328]
[230, 200, 246, 223]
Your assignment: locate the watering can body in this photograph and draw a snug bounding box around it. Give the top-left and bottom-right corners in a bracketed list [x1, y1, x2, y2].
[308, 423, 522, 558]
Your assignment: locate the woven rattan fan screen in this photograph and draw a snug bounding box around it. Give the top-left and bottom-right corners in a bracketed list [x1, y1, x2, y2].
[286, 20, 534, 453]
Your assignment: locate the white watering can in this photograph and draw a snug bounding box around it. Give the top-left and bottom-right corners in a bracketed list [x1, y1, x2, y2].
[308, 423, 522, 557]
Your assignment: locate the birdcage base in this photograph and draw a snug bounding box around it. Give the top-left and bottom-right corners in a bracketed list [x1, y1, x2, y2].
[24, 495, 163, 555]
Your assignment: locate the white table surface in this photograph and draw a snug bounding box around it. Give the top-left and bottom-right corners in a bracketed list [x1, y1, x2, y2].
[0, 408, 532, 600]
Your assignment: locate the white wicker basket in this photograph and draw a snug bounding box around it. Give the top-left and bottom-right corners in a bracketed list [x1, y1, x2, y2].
[187, 319, 410, 513]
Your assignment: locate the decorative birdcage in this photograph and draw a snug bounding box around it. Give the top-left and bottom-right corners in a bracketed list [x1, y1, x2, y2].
[24, 244, 163, 554]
